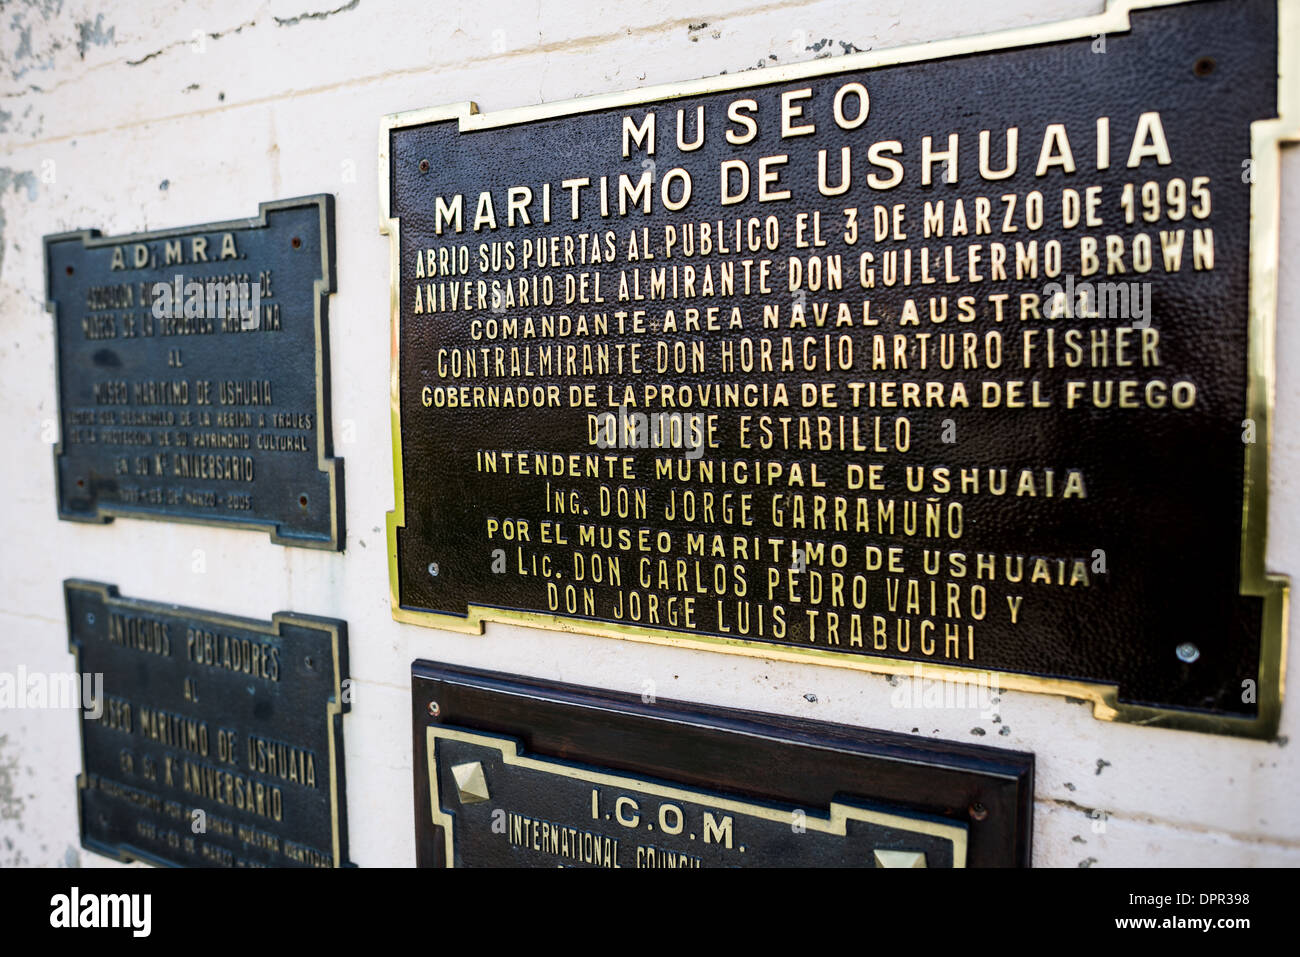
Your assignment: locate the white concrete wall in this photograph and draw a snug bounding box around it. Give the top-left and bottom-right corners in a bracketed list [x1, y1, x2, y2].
[1, 0, 1297, 868]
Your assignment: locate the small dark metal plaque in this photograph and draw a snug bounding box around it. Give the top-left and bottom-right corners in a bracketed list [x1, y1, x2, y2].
[46, 195, 343, 549]
[412, 662, 1033, 867]
[67, 581, 350, 867]
[385, 0, 1296, 736]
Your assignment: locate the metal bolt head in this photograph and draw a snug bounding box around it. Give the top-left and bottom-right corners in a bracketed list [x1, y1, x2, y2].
[1176, 642, 1200, 663]
[427, 700, 441, 718]
[968, 802, 989, 822]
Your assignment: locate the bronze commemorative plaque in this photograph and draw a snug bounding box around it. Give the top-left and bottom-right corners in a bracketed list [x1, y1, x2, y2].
[46, 195, 344, 549]
[384, 0, 1295, 736]
[412, 662, 1034, 867]
[66, 581, 350, 867]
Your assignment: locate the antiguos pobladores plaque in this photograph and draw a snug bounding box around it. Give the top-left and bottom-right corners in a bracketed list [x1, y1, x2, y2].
[383, 0, 1297, 736]
[46, 195, 344, 549]
[67, 581, 351, 868]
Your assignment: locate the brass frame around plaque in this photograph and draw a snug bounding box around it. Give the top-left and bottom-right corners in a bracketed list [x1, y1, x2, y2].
[426, 725, 969, 867]
[66, 581, 350, 868]
[48, 196, 344, 550]
[381, 0, 1297, 738]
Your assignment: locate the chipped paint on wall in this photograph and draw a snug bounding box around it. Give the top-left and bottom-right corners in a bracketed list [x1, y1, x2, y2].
[0, 166, 39, 280]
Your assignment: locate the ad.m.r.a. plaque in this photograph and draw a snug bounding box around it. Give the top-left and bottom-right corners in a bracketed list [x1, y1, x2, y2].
[384, 0, 1298, 736]
[46, 195, 343, 549]
[67, 581, 350, 867]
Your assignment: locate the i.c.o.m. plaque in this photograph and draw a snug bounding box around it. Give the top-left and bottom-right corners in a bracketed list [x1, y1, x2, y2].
[46, 195, 344, 549]
[412, 663, 1034, 867]
[67, 581, 350, 867]
[383, 0, 1297, 737]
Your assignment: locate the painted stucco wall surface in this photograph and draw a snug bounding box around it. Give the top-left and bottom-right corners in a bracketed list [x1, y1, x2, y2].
[1, 0, 1297, 868]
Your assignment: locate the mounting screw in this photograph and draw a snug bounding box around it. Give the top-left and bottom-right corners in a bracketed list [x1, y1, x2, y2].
[427, 562, 439, 577]
[427, 700, 441, 718]
[1176, 642, 1200, 663]
[419, 159, 430, 173]
[968, 802, 988, 822]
